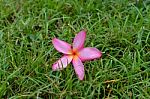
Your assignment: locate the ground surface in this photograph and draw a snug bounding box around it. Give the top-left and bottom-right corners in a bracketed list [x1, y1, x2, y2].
[0, 0, 150, 98]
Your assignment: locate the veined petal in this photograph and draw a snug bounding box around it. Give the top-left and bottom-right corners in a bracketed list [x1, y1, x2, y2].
[72, 56, 84, 80]
[73, 30, 86, 50]
[79, 47, 102, 61]
[52, 38, 72, 54]
[52, 55, 73, 71]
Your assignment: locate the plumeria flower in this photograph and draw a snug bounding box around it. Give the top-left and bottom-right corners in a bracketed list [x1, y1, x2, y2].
[52, 30, 102, 80]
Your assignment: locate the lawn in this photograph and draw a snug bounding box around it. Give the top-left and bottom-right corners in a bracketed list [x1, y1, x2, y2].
[0, 0, 150, 98]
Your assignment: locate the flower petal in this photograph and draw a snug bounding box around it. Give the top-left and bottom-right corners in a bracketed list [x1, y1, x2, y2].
[52, 55, 73, 71]
[79, 47, 102, 61]
[72, 56, 84, 80]
[73, 30, 86, 50]
[52, 38, 72, 54]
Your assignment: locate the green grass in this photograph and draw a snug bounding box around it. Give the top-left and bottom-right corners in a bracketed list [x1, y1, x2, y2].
[0, 0, 150, 98]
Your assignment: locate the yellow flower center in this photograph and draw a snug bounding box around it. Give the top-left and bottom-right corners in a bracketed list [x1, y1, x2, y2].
[69, 49, 80, 60]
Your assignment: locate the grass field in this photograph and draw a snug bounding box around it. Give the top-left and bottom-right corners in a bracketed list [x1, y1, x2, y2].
[0, 0, 150, 98]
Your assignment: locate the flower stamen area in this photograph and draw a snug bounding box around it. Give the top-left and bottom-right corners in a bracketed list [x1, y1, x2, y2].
[69, 49, 79, 60]
[72, 49, 78, 55]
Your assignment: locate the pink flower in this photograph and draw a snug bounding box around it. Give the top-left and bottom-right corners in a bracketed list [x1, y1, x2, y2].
[52, 30, 102, 80]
